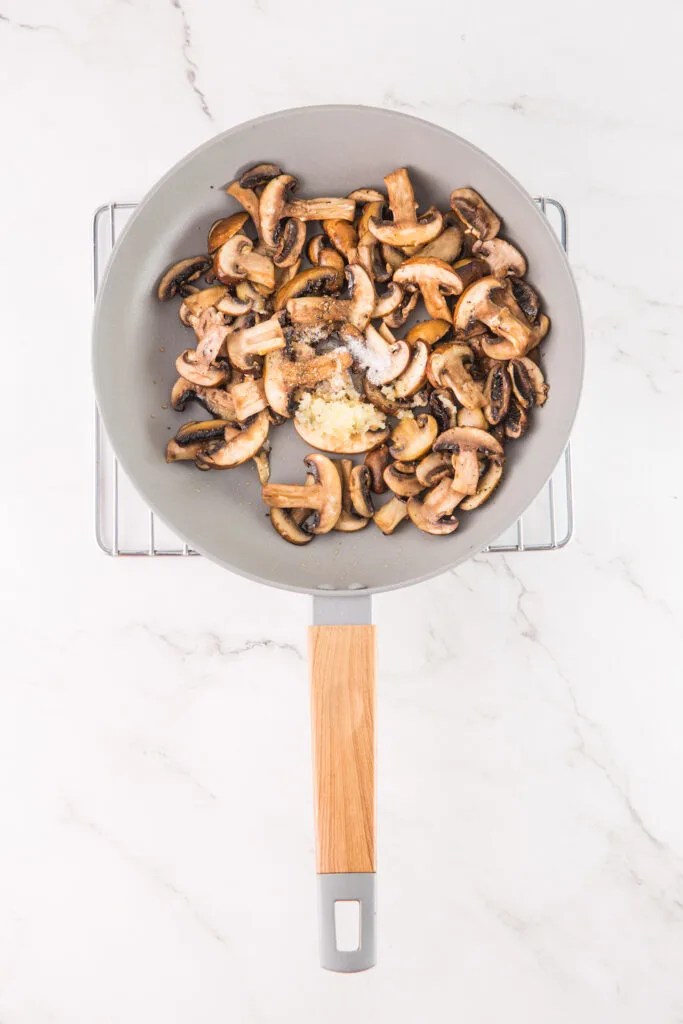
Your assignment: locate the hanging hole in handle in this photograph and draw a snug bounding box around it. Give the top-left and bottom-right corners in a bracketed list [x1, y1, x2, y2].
[334, 900, 361, 952]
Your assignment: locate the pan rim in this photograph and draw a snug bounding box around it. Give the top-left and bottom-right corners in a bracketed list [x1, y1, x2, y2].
[92, 104, 584, 598]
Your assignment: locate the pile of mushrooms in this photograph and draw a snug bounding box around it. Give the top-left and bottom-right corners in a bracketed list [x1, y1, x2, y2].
[158, 164, 550, 541]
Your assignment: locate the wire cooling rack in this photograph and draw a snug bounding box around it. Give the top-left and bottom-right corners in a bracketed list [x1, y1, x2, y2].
[93, 198, 573, 557]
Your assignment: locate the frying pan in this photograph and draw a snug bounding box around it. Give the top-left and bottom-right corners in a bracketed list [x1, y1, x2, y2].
[92, 105, 584, 972]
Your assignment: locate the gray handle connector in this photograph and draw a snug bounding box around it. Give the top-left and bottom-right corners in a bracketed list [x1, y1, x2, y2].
[317, 872, 376, 972]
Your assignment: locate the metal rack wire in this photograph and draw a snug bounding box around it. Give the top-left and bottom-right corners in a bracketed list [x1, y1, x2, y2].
[93, 198, 573, 557]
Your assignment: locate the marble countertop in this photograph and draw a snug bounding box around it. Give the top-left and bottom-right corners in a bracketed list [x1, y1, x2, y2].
[2, 0, 682, 1020]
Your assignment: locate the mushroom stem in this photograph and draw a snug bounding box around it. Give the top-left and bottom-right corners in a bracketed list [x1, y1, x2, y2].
[227, 316, 285, 370]
[262, 484, 320, 507]
[285, 197, 356, 222]
[451, 450, 480, 495]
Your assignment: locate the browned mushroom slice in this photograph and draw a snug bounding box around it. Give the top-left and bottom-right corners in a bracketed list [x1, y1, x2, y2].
[253, 446, 271, 485]
[333, 459, 370, 533]
[472, 238, 526, 278]
[176, 349, 228, 388]
[170, 378, 237, 420]
[322, 219, 359, 265]
[407, 477, 463, 535]
[307, 235, 348, 279]
[236, 280, 270, 314]
[449, 187, 501, 240]
[383, 462, 425, 498]
[347, 187, 386, 203]
[415, 224, 464, 262]
[174, 419, 236, 446]
[505, 397, 528, 439]
[382, 286, 419, 329]
[483, 362, 512, 424]
[392, 341, 429, 399]
[269, 507, 313, 545]
[428, 344, 484, 409]
[512, 356, 549, 407]
[363, 378, 404, 416]
[405, 319, 451, 348]
[230, 376, 268, 420]
[225, 179, 262, 235]
[433, 426, 504, 496]
[428, 388, 459, 432]
[416, 452, 453, 488]
[373, 495, 409, 535]
[274, 266, 342, 311]
[166, 438, 214, 463]
[382, 243, 404, 274]
[157, 256, 212, 301]
[455, 277, 550, 359]
[272, 217, 307, 268]
[508, 358, 538, 409]
[451, 258, 491, 292]
[263, 348, 352, 417]
[340, 323, 410, 385]
[287, 265, 375, 332]
[356, 199, 384, 239]
[207, 213, 250, 255]
[227, 315, 285, 372]
[368, 167, 443, 248]
[509, 277, 540, 323]
[457, 407, 488, 429]
[195, 410, 270, 470]
[394, 257, 463, 320]
[178, 285, 230, 325]
[262, 453, 342, 534]
[349, 465, 374, 518]
[364, 444, 391, 494]
[389, 414, 438, 461]
[239, 163, 283, 190]
[459, 457, 505, 510]
[259, 173, 299, 249]
[214, 235, 275, 292]
[372, 282, 404, 319]
[358, 231, 392, 285]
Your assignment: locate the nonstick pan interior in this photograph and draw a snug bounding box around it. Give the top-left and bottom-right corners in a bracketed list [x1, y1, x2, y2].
[93, 105, 583, 595]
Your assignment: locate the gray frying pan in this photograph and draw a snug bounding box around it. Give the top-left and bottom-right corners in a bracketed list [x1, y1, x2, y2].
[92, 105, 583, 972]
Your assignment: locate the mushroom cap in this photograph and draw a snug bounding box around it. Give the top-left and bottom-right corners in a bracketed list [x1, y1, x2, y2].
[392, 340, 429, 398]
[302, 453, 342, 534]
[428, 344, 484, 409]
[483, 362, 512, 424]
[345, 264, 376, 331]
[383, 286, 419, 329]
[364, 444, 391, 494]
[348, 187, 386, 203]
[207, 213, 250, 254]
[349, 465, 374, 518]
[323, 219, 359, 263]
[407, 478, 462, 535]
[394, 256, 463, 292]
[368, 208, 444, 249]
[472, 238, 527, 278]
[449, 187, 501, 240]
[433, 425, 504, 457]
[416, 224, 464, 262]
[195, 410, 270, 469]
[175, 350, 228, 388]
[239, 163, 283, 190]
[259, 173, 298, 249]
[459, 457, 504, 510]
[157, 256, 212, 301]
[389, 413, 438, 461]
[428, 388, 459, 431]
[273, 218, 307, 268]
[383, 462, 425, 498]
[274, 265, 342, 310]
[405, 319, 451, 347]
[372, 282, 404, 319]
[504, 397, 528, 439]
[170, 378, 237, 420]
[453, 275, 501, 337]
[416, 452, 453, 487]
[348, 323, 410, 385]
[269, 508, 313, 545]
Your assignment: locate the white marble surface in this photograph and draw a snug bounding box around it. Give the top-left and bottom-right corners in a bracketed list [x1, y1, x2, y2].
[2, 0, 683, 1020]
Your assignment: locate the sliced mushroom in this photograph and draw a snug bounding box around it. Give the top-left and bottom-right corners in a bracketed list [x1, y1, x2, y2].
[368, 167, 443, 248]
[170, 378, 237, 420]
[383, 461, 424, 498]
[428, 388, 459, 432]
[364, 444, 391, 494]
[450, 258, 491, 291]
[449, 187, 501, 240]
[349, 465, 374, 518]
[433, 426, 504, 496]
[176, 307, 231, 387]
[483, 362, 512, 424]
[178, 285, 230, 325]
[307, 235, 347, 278]
[405, 319, 451, 348]
[227, 315, 286, 371]
[509, 357, 548, 407]
[157, 256, 212, 301]
[341, 323, 410, 385]
[382, 243, 404, 274]
[195, 410, 270, 470]
[407, 477, 463, 535]
[269, 508, 313, 545]
[273, 217, 307, 268]
[323, 219, 359, 265]
[509, 277, 540, 323]
[457, 407, 488, 429]
[389, 413, 438, 461]
[166, 437, 218, 464]
[459, 457, 505, 510]
[373, 495, 408, 535]
[230, 376, 268, 420]
[225, 179, 262, 236]
[348, 187, 386, 203]
[262, 453, 342, 534]
[334, 459, 369, 533]
[287, 265, 375, 332]
[239, 163, 283, 190]
[416, 452, 453, 487]
[274, 265, 342, 311]
[174, 419, 236, 446]
[253, 446, 271, 485]
[214, 235, 275, 292]
[455, 277, 550, 359]
[505, 397, 528, 439]
[394, 257, 464, 320]
[382, 286, 419, 329]
[416, 224, 464, 262]
[207, 213, 250, 254]
[363, 378, 404, 416]
[392, 340, 429, 399]
[263, 347, 352, 417]
[236, 280, 270, 314]
[428, 343, 485, 409]
[472, 238, 527, 278]
[372, 282, 404, 319]
[285, 196, 356, 223]
[258, 173, 299, 249]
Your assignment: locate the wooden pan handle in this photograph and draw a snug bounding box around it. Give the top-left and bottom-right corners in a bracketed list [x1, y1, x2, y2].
[309, 623, 377, 972]
[309, 624, 376, 873]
